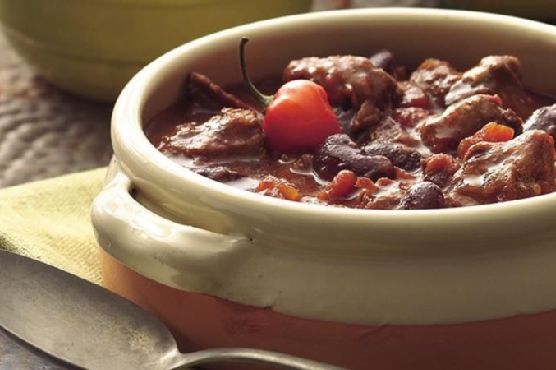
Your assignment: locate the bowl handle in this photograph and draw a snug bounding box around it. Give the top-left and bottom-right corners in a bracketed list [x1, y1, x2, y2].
[91, 169, 254, 292]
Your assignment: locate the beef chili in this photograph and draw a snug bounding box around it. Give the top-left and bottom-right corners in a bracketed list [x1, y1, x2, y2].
[145, 46, 556, 210]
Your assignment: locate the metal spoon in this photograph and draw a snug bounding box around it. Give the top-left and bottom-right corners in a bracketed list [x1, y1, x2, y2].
[0, 250, 347, 370]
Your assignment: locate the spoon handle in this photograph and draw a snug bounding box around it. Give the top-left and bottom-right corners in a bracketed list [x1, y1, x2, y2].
[171, 348, 349, 370]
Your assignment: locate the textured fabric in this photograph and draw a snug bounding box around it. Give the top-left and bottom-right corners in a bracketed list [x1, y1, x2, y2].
[0, 168, 106, 284]
[0, 31, 112, 189]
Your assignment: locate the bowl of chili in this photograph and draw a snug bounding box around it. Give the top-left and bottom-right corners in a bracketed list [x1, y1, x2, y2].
[93, 8, 556, 370]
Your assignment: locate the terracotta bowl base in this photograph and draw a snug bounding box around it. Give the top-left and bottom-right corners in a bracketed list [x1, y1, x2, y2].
[101, 250, 556, 370]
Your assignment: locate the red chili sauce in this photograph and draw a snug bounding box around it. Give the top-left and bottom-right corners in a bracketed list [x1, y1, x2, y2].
[145, 52, 556, 210]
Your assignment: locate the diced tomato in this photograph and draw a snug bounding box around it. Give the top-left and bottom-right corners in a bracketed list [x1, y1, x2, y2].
[423, 153, 457, 174]
[355, 177, 377, 192]
[319, 170, 357, 200]
[256, 176, 302, 201]
[457, 122, 515, 158]
[376, 177, 394, 187]
[481, 122, 515, 142]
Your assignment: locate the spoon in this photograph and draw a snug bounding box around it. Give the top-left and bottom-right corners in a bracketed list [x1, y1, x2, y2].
[0, 250, 347, 370]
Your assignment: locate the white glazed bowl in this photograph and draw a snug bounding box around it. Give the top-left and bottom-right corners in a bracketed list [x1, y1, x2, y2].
[92, 8, 556, 370]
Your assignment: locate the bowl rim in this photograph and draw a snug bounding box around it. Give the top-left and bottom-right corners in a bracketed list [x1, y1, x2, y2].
[112, 7, 556, 225]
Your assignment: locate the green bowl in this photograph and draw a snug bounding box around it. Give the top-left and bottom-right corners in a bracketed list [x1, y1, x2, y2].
[443, 0, 556, 20]
[0, 0, 312, 102]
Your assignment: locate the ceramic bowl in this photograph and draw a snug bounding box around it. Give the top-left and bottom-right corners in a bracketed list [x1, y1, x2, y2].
[92, 8, 556, 370]
[0, 0, 312, 101]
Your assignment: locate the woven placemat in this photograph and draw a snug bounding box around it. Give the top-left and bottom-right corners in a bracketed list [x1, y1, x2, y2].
[0, 31, 113, 188]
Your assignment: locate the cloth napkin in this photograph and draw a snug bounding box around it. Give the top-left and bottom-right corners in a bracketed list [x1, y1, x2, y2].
[0, 168, 106, 284]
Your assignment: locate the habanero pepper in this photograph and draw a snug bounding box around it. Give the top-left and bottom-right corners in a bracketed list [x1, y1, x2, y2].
[240, 37, 340, 154]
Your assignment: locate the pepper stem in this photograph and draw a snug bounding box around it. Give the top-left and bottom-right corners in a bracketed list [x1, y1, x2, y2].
[240, 37, 273, 108]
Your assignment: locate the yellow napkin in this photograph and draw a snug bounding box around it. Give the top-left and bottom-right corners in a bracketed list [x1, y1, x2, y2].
[0, 168, 106, 284]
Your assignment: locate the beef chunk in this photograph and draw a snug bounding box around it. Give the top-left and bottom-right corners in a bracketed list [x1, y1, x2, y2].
[422, 154, 460, 187]
[419, 94, 523, 153]
[445, 130, 556, 206]
[283, 56, 400, 109]
[399, 82, 431, 109]
[397, 182, 445, 210]
[445, 56, 537, 118]
[284, 55, 401, 136]
[194, 167, 243, 182]
[523, 104, 556, 145]
[391, 107, 431, 127]
[363, 178, 406, 210]
[367, 116, 421, 148]
[351, 100, 383, 134]
[445, 56, 520, 103]
[158, 108, 264, 157]
[410, 59, 461, 105]
[335, 107, 357, 135]
[362, 142, 421, 171]
[313, 134, 395, 181]
[188, 72, 253, 110]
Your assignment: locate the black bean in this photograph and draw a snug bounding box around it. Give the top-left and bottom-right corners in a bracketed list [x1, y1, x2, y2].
[523, 104, 556, 145]
[362, 142, 421, 171]
[397, 182, 445, 210]
[314, 134, 395, 181]
[370, 50, 396, 72]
